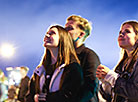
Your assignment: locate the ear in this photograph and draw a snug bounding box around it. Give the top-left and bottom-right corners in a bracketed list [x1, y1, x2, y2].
[79, 32, 85, 39]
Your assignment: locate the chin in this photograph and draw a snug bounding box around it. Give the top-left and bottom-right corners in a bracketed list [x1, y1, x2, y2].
[43, 44, 47, 47]
[119, 45, 126, 49]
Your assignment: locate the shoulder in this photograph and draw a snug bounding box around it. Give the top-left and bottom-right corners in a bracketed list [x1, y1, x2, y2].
[67, 62, 81, 69]
[65, 62, 82, 72]
[83, 47, 98, 56]
[23, 76, 30, 82]
[26, 76, 30, 80]
[63, 62, 83, 79]
[82, 47, 100, 61]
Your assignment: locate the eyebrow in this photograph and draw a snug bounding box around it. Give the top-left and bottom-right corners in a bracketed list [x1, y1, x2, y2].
[47, 30, 56, 34]
[119, 29, 131, 34]
[125, 29, 131, 33]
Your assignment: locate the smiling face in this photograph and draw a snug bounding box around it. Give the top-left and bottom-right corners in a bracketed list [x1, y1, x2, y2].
[118, 24, 137, 51]
[43, 27, 59, 48]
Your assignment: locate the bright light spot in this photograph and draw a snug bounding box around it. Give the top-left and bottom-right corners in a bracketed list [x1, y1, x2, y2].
[8, 70, 21, 85]
[0, 43, 15, 58]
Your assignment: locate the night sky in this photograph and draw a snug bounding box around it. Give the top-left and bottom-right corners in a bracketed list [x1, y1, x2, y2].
[0, 0, 138, 77]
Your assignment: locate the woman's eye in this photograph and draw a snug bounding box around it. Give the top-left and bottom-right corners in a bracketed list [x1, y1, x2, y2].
[47, 31, 55, 35]
[125, 29, 131, 33]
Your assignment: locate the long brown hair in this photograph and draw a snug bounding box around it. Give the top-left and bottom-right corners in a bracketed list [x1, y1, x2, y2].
[115, 21, 138, 73]
[35, 25, 80, 93]
[41, 25, 80, 67]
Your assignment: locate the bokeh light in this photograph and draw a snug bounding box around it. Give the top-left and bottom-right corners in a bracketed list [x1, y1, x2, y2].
[0, 43, 15, 58]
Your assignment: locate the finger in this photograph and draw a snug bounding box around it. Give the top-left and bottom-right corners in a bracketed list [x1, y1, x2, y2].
[38, 97, 46, 101]
[97, 66, 105, 71]
[39, 94, 46, 97]
[96, 70, 101, 74]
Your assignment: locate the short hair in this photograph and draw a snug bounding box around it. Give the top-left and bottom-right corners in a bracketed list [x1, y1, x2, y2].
[66, 15, 92, 41]
[20, 66, 29, 72]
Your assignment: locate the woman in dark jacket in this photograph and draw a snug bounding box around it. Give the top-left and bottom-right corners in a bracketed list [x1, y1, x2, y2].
[26, 25, 83, 102]
[96, 21, 138, 102]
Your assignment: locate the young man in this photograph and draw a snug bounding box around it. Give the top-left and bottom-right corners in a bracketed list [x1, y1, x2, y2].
[65, 15, 101, 102]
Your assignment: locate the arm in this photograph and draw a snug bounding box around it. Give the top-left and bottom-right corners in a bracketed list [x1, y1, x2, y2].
[99, 82, 112, 102]
[96, 64, 118, 102]
[79, 50, 100, 101]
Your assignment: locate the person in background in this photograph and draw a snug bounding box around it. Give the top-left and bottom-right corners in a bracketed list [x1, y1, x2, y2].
[26, 25, 83, 102]
[65, 15, 101, 102]
[17, 66, 30, 102]
[4, 85, 20, 102]
[0, 69, 8, 102]
[96, 21, 138, 102]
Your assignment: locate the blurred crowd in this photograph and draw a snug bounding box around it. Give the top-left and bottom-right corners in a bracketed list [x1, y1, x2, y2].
[0, 67, 29, 102]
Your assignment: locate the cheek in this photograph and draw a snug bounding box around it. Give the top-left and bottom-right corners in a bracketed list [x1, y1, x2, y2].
[130, 38, 137, 45]
[54, 38, 59, 46]
[68, 31, 74, 36]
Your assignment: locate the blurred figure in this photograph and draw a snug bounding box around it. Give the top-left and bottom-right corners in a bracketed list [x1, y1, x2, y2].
[65, 15, 100, 102]
[0, 69, 8, 102]
[26, 25, 83, 102]
[96, 21, 138, 102]
[4, 85, 20, 102]
[17, 66, 30, 102]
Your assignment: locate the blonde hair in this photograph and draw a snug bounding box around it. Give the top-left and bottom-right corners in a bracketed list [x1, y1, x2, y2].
[66, 15, 92, 41]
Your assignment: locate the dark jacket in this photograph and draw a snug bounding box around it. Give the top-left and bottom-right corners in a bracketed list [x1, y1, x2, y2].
[113, 59, 138, 102]
[18, 76, 30, 102]
[76, 44, 101, 102]
[100, 59, 138, 102]
[26, 62, 84, 102]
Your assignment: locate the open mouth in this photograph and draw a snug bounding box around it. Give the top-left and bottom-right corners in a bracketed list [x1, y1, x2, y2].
[45, 38, 51, 43]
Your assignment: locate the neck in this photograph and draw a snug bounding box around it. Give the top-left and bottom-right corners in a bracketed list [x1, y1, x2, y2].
[126, 43, 138, 57]
[126, 47, 137, 58]
[49, 47, 58, 64]
[74, 40, 83, 48]
[126, 50, 133, 58]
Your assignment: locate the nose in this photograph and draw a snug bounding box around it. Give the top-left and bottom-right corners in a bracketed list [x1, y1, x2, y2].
[46, 34, 51, 37]
[44, 34, 50, 41]
[119, 32, 125, 37]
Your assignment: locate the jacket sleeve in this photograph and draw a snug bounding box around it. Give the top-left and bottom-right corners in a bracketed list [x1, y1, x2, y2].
[114, 65, 138, 101]
[79, 50, 100, 102]
[99, 82, 112, 102]
[25, 76, 36, 102]
[46, 62, 84, 102]
[18, 76, 30, 102]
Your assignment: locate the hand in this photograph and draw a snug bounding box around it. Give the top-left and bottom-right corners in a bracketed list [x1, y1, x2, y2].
[34, 94, 39, 102]
[38, 93, 47, 101]
[96, 64, 110, 80]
